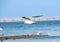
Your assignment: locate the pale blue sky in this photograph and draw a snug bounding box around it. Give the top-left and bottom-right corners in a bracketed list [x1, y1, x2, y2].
[0, 0, 60, 18]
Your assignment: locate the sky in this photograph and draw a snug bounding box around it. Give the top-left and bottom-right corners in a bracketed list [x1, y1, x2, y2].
[0, 0, 60, 18]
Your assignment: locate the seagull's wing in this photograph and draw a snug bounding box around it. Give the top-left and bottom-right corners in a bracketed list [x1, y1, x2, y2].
[32, 15, 43, 17]
[22, 17, 31, 20]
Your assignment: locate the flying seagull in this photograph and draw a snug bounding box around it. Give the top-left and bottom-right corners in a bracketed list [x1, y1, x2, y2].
[22, 16, 36, 24]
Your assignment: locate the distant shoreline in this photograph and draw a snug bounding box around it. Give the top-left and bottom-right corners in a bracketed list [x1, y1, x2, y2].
[0, 17, 60, 22]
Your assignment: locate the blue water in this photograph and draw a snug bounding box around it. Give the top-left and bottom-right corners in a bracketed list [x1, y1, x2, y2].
[0, 21, 60, 42]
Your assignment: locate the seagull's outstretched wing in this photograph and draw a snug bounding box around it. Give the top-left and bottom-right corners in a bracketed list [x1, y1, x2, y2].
[22, 17, 31, 20]
[32, 15, 43, 17]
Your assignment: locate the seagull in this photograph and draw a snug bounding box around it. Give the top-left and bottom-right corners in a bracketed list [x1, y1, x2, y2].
[22, 17, 36, 24]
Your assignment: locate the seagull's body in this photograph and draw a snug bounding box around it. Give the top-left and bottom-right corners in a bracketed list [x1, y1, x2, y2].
[24, 20, 36, 24]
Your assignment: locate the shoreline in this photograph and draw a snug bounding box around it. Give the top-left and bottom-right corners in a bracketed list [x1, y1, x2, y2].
[0, 17, 60, 22]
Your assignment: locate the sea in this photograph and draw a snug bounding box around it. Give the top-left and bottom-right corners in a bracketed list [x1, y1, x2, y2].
[0, 21, 60, 42]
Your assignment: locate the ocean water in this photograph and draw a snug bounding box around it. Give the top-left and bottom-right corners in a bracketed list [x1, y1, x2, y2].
[0, 21, 60, 42]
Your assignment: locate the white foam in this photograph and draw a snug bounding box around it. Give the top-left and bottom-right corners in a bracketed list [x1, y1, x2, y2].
[0, 27, 3, 31]
[53, 40, 56, 42]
